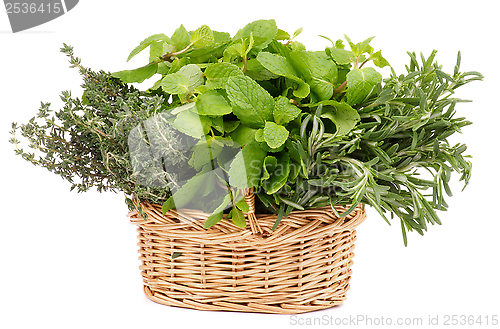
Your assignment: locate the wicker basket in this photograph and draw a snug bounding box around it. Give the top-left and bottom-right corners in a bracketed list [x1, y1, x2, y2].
[128, 189, 366, 314]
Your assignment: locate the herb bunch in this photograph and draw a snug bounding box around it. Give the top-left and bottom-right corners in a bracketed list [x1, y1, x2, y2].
[10, 19, 483, 244]
[10, 45, 186, 208]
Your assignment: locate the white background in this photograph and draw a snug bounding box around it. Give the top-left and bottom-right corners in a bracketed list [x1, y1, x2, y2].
[1, 1, 499, 328]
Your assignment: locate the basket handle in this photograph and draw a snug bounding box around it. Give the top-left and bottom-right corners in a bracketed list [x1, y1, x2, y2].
[242, 187, 262, 234]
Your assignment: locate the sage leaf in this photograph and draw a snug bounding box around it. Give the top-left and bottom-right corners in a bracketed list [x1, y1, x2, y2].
[310, 100, 360, 136]
[289, 51, 337, 99]
[257, 52, 300, 80]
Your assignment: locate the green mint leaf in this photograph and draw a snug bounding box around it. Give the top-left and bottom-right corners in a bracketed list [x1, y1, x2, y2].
[171, 24, 191, 51]
[346, 67, 382, 105]
[189, 138, 223, 171]
[190, 25, 215, 48]
[150, 42, 173, 74]
[261, 155, 277, 181]
[358, 36, 375, 55]
[328, 48, 355, 65]
[223, 42, 245, 62]
[289, 51, 337, 99]
[162, 172, 207, 214]
[204, 211, 224, 229]
[229, 125, 256, 147]
[233, 19, 277, 51]
[111, 63, 157, 84]
[292, 27, 303, 39]
[196, 90, 232, 115]
[262, 152, 290, 194]
[226, 75, 274, 128]
[173, 109, 211, 138]
[257, 52, 300, 80]
[228, 140, 267, 189]
[312, 100, 360, 136]
[213, 31, 231, 43]
[263, 121, 289, 149]
[256, 52, 309, 97]
[344, 35, 374, 57]
[273, 96, 301, 125]
[127, 33, 171, 62]
[276, 29, 290, 41]
[223, 120, 240, 133]
[235, 200, 250, 213]
[178, 64, 204, 92]
[344, 35, 357, 55]
[370, 50, 390, 68]
[230, 207, 246, 228]
[244, 59, 280, 81]
[318, 35, 335, 47]
[254, 128, 265, 142]
[293, 82, 311, 98]
[204, 62, 243, 89]
[160, 72, 190, 94]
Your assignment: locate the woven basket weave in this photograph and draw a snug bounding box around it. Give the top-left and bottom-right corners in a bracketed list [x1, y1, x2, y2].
[128, 189, 366, 314]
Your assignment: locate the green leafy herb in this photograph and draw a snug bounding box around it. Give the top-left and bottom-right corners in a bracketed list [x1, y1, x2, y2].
[11, 22, 483, 246]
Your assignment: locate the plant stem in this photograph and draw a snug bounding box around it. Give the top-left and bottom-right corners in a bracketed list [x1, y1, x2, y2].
[333, 81, 347, 96]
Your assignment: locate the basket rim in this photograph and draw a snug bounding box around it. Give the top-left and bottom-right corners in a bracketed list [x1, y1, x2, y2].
[129, 201, 366, 243]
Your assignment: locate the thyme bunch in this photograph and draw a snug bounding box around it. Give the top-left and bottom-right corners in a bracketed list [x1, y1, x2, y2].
[9, 45, 185, 209]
